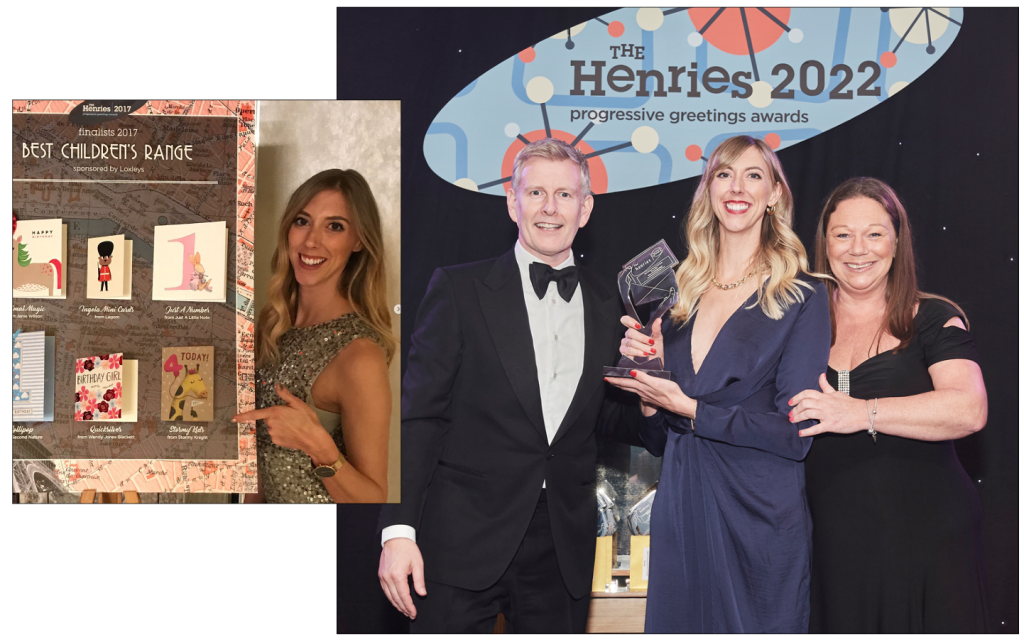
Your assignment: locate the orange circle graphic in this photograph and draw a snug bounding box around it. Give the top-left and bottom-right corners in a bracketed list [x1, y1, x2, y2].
[500, 130, 608, 195]
[688, 8, 790, 56]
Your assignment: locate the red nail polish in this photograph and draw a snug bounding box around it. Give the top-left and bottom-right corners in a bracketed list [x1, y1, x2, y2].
[789, 411, 793, 418]
[643, 352, 649, 356]
[635, 323, 642, 329]
[651, 348, 657, 355]
[788, 398, 793, 405]
[630, 370, 637, 377]
[648, 339, 655, 345]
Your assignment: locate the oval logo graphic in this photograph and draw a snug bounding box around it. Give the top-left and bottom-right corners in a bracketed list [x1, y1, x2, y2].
[424, 7, 962, 195]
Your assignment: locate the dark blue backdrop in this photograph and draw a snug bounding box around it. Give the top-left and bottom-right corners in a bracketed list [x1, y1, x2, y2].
[336, 7, 1018, 634]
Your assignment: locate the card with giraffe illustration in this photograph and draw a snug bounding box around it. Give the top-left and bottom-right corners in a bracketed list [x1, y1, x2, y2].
[13, 217, 67, 299]
[86, 234, 133, 300]
[160, 346, 214, 422]
[74, 352, 139, 422]
[152, 221, 228, 303]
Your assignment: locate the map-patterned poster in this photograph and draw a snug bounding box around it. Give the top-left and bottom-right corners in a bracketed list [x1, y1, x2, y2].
[12, 100, 257, 493]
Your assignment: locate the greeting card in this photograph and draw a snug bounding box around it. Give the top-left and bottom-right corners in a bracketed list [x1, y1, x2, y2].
[152, 221, 228, 302]
[74, 353, 138, 422]
[13, 216, 67, 299]
[161, 346, 214, 422]
[86, 234, 133, 300]
[13, 329, 54, 422]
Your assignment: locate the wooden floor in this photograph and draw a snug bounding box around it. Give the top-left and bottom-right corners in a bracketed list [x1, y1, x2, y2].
[586, 591, 647, 633]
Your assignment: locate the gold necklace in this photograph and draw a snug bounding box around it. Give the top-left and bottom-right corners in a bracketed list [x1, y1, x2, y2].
[711, 262, 766, 290]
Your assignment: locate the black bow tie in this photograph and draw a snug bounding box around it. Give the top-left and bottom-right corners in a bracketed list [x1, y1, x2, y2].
[529, 262, 579, 302]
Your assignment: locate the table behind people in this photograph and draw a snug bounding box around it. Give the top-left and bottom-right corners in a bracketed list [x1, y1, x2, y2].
[378, 138, 640, 633]
[790, 177, 989, 633]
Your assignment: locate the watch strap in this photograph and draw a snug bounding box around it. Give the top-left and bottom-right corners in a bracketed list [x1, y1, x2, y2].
[312, 453, 345, 477]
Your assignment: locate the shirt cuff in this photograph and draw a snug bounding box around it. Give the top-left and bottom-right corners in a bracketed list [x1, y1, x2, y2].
[381, 524, 416, 547]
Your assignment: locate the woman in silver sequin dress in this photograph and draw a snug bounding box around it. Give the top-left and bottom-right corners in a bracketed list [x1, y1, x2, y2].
[234, 169, 395, 503]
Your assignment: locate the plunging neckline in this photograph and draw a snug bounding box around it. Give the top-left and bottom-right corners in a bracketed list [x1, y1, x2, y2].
[688, 287, 761, 376]
[827, 349, 894, 375]
[826, 303, 924, 374]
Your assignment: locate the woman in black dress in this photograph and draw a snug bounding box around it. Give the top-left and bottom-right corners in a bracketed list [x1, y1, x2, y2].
[789, 177, 989, 632]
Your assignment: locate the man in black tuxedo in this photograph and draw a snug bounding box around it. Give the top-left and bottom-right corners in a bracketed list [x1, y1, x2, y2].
[378, 138, 634, 633]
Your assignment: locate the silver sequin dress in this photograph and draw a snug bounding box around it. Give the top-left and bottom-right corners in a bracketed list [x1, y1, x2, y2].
[256, 313, 384, 503]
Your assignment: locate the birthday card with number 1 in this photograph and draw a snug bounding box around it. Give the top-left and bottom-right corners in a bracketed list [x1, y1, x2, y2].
[151, 221, 228, 302]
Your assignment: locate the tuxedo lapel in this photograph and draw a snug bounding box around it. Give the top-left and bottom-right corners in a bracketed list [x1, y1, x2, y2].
[476, 250, 547, 440]
[551, 267, 616, 445]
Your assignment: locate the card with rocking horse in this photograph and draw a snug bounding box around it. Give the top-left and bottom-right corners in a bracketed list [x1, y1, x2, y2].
[74, 352, 139, 422]
[13, 217, 67, 299]
[151, 221, 228, 303]
[160, 346, 214, 422]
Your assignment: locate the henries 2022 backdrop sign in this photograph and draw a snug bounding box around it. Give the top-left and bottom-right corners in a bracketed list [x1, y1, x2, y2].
[423, 7, 962, 195]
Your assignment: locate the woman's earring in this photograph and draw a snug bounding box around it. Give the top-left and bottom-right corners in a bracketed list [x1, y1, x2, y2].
[766, 204, 776, 215]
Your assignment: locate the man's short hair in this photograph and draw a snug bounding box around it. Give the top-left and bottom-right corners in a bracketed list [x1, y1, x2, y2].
[510, 138, 592, 198]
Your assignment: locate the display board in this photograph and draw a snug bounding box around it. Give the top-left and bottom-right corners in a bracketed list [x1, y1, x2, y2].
[12, 100, 257, 493]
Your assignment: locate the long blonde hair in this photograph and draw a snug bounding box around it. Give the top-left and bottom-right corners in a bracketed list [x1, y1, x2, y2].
[671, 136, 814, 324]
[256, 169, 396, 367]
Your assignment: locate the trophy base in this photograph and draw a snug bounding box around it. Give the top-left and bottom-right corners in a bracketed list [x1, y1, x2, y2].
[603, 366, 672, 380]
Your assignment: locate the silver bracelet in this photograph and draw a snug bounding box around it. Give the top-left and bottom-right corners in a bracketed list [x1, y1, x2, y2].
[866, 398, 878, 443]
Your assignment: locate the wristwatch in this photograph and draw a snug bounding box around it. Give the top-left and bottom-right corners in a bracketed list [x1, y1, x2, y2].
[312, 453, 346, 478]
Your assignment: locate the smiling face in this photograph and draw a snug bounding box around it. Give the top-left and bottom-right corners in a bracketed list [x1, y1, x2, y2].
[287, 189, 363, 291]
[707, 145, 782, 237]
[826, 196, 897, 297]
[507, 158, 594, 267]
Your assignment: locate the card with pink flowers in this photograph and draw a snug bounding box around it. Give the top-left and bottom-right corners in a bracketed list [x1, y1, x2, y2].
[73, 352, 138, 422]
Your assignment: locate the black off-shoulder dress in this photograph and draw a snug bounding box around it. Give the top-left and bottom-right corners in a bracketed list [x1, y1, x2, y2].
[805, 298, 989, 633]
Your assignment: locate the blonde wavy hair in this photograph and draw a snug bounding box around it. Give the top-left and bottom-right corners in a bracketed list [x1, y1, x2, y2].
[256, 169, 396, 367]
[671, 135, 815, 324]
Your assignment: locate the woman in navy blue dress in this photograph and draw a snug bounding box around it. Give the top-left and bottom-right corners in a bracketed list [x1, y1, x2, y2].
[609, 136, 830, 632]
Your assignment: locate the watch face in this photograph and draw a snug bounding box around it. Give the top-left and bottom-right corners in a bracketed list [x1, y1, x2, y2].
[313, 465, 336, 478]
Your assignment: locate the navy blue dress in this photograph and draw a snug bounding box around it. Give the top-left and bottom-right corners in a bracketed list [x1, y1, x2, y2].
[639, 279, 831, 633]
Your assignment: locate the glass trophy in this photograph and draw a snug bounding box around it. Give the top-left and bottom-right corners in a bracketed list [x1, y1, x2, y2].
[603, 239, 679, 379]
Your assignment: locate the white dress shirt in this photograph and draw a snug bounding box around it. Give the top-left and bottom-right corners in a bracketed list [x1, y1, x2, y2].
[382, 241, 586, 545]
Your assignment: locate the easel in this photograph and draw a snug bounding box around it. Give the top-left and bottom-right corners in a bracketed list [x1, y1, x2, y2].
[79, 489, 140, 504]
